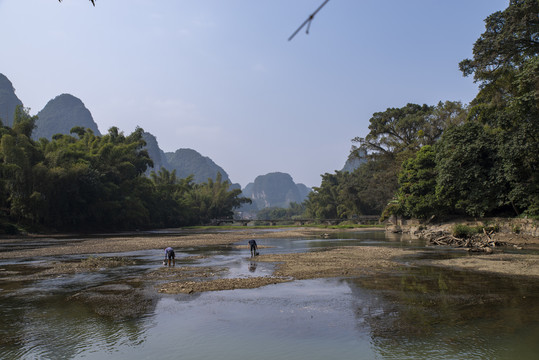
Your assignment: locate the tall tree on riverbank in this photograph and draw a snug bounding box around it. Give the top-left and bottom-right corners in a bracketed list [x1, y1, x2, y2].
[458, 0, 539, 216]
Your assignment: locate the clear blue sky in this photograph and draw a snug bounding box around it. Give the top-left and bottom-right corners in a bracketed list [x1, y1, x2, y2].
[0, 0, 508, 188]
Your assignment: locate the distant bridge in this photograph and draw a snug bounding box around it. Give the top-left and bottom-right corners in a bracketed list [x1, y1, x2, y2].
[209, 216, 380, 226]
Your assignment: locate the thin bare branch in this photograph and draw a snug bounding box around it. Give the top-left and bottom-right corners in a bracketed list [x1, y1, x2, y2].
[288, 0, 330, 41]
[58, 0, 95, 6]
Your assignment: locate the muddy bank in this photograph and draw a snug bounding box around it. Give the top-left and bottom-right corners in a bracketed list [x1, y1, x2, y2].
[384, 218, 539, 279]
[425, 253, 539, 278]
[257, 246, 413, 279]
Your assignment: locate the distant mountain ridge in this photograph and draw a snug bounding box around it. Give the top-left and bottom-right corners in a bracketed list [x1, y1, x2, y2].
[142, 132, 170, 176]
[0, 73, 23, 127]
[33, 93, 101, 140]
[165, 148, 233, 185]
[241, 172, 311, 210]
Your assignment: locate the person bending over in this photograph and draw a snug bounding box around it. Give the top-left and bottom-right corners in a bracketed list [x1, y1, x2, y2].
[248, 239, 258, 257]
[164, 247, 175, 266]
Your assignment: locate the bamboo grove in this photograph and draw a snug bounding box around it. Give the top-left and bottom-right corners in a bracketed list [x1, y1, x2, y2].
[0, 111, 250, 233]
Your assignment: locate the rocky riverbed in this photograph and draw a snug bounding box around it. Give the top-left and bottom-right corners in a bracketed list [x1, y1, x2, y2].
[1, 226, 538, 297]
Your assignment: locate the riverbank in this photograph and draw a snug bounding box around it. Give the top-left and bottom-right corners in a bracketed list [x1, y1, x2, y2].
[388, 217, 539, 248]
[385, 218, 539, 280]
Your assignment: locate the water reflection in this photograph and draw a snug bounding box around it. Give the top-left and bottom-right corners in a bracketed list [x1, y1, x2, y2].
[346, 267, 539, 359]
[248, 261, 257, 272]
[0, 293, 151, 359]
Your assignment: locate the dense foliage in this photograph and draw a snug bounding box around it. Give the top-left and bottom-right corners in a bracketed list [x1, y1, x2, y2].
[256, 202, 306, 220]
[305, 0, 538, 220]
[0, 113, 249, 233]
[305, 101, 467, 219]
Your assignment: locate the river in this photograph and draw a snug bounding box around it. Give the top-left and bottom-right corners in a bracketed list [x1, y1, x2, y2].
[0, 230, 538, 359]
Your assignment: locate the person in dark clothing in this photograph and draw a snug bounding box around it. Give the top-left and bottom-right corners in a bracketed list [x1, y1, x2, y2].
[164, 247, 175, 266]
[248, 239, 258, 257]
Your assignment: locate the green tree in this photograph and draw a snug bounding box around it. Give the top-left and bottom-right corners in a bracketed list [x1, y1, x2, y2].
[149, 168, 197, 227]
[395, 145, 440, 219]
[352, 101, 467, 161]
[304, 172, 343, 219]
[459, 0, 539, 216]
[0, 106, 42, 224]
[347, 101, 468, 217]
[33, 126, 155, 230]
[435, 122, 506, 217]
[186, 173, 250, 224]
[459, 0, 538, 95]
[288, 202, 306, 219]
[256, 202, 306, 220]
[352, 103, 434, 158]
[342, 158, 398, 216]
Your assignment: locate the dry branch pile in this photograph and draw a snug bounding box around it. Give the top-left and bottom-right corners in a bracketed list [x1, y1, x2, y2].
[421, 229, 506, 253]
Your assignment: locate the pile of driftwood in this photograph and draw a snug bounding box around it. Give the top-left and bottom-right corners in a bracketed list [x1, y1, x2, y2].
[422, 229, 506, 253]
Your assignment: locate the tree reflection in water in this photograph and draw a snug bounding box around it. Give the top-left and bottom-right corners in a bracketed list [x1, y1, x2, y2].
[346, 266, 539, 359]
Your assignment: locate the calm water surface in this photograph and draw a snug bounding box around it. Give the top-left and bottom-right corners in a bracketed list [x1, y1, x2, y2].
[0, 230, 538, 359]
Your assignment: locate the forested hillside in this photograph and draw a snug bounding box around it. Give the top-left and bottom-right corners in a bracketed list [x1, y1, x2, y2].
[305, 0, 539, 221]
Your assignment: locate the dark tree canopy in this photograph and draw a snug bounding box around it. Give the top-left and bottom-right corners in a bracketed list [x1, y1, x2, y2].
[459, 0, 539, 87]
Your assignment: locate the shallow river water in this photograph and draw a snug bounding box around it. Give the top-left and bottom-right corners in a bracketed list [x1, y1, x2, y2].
[0, 230, 538, 359]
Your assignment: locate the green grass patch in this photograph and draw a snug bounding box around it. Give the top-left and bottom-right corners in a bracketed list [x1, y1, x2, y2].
[452, 224, 482, 238]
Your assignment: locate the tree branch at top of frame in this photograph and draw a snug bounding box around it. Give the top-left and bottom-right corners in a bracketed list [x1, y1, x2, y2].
[288, 0, 330, 41]
[58, 0, 95, 6]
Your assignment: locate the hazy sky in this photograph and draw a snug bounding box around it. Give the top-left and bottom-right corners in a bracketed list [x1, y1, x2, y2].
[0, 0, 508, 188]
